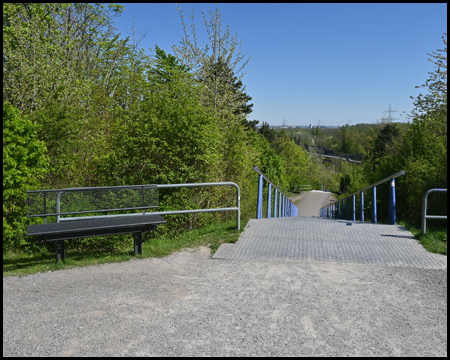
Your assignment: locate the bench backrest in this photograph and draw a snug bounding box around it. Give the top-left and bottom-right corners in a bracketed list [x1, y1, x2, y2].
[26, 185, 158, 220]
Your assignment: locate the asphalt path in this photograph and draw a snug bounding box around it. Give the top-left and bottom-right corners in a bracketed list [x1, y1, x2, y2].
[291, 190, 337, 217]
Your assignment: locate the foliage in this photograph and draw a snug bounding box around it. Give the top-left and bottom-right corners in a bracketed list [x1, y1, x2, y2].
[395, 111, 447, 223]
[3, 102, 49, 251]
[411, 33, 447, 118]
[3, 3, 124, 113]
[274, 134, 315, 191]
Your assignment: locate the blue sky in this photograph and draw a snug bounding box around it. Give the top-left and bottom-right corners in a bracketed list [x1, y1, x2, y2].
[112, 3, 447, 126]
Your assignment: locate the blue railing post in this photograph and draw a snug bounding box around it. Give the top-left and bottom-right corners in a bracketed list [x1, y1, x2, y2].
[257, 174, 263, 219]
[389, 178, 396, 225]
[352, 195, 356, 221]
[360, 191, 364, 222]
[346, 198, 349, 220]
[253, 166, 298, 220]
[274, 189, 278, 218]
[319, 171, 405, 224]
[279, 192, 282, 217]
[371, 186, 377, 223]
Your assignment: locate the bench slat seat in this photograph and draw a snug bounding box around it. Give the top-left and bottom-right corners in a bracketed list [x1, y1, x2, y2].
[28, 214, 166, 242]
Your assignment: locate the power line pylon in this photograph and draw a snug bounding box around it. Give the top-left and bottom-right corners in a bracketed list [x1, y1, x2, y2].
[382, 103, 398, 123]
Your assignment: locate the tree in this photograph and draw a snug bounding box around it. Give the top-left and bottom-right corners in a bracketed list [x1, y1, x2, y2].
[411, 33, 447, 119]
[172, 4, 251, 120]
[3, 3, 125, 113]
[198, 57, 254, 126]
[150, 45, 189, 84]
[258, 121, 276, 145]
[3, 102, 49, 251]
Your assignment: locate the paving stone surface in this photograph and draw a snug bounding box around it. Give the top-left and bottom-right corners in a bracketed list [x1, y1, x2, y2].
[213, 216, 447, 269]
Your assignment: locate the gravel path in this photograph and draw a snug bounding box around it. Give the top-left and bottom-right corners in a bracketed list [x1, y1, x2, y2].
[3, 246, 447, 357]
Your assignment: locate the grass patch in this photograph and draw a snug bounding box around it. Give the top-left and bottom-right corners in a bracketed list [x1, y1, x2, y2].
[3, 219, 246, 278]
[399, 221, 447, 255]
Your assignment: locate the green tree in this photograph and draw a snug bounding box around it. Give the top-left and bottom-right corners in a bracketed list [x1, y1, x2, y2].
[3, 3, 125, 113]
[275, 136, 314, 191]
[411, 33, 447, 118]
[365, 123, 401, 173]
[3, 102, 49, 251]
[172, 4, 251, 120]
[258, 121, 276, 145]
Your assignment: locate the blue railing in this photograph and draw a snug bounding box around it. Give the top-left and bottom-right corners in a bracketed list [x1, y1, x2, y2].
[320, 171, 405, 225]
[254, 167, 298, 219]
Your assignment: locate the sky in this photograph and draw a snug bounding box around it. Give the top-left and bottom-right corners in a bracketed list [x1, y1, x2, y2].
[112, 3, 447, 127]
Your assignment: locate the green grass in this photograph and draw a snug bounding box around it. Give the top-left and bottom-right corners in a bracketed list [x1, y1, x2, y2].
[4, 218, 445, 278]
[3, 219, 246, 278]
[399, 221, 447, 255]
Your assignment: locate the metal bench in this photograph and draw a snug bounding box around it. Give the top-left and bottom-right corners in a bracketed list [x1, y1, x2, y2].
[26, 185, 166, 261]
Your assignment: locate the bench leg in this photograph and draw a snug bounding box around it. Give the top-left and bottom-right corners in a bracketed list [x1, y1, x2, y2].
[134, 232, 142, 255]
[56, 240, 66, 262]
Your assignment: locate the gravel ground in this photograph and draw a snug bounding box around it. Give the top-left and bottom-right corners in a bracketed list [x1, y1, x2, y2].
[3, 246, 447, 357]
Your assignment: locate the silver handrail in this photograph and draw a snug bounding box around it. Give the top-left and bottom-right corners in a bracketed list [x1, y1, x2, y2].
[59, 182, 241, 230]
[422, 188, 447, 235]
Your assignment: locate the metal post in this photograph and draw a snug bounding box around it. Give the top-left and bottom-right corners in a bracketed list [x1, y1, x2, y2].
[389, 178, 396, 225]
[236, 186, 241, 231]
[56, 240, 65, 262]
[274, 189, 278, 218]
[43, 192, 47, 224]
[257, 175, 263, 219]
[134, 232, 142, 255]
[422, 189, 447, 234]
[360, 191, 364, 222]
[56, 191, 63, 223]
[346, 198, 349, 220]
[279, 192, 282, 217]
[267, 183, 272, 219]
[352, 195, 356, 221]
[372, 186, 377, 223]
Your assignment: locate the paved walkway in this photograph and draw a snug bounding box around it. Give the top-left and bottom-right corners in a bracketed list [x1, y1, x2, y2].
[294, 190, 337, 217]
[213, 216, 447, 269]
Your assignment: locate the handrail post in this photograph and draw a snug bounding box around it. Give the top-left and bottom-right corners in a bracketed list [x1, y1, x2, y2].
[422, 188, 447, 235]
[274, 189, 278, 218]
[371, 186, 377, 223]
[346, 198, 349, 220]
[360, 191, 364, 222]
[352, 195, 356, 221]
[257, 175, 263, 219]
[267, 183, 272, 218]
[279, 192, 282, 217]
[389, 178, 396, 225]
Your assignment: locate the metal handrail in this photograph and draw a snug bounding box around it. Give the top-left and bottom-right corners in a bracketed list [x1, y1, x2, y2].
[254, 167, 298, 218]
[331, 170, 405, 203]
[422, 188, 447, 235]
[320, 170, 405, 224]
[57, 182, 241, 230]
